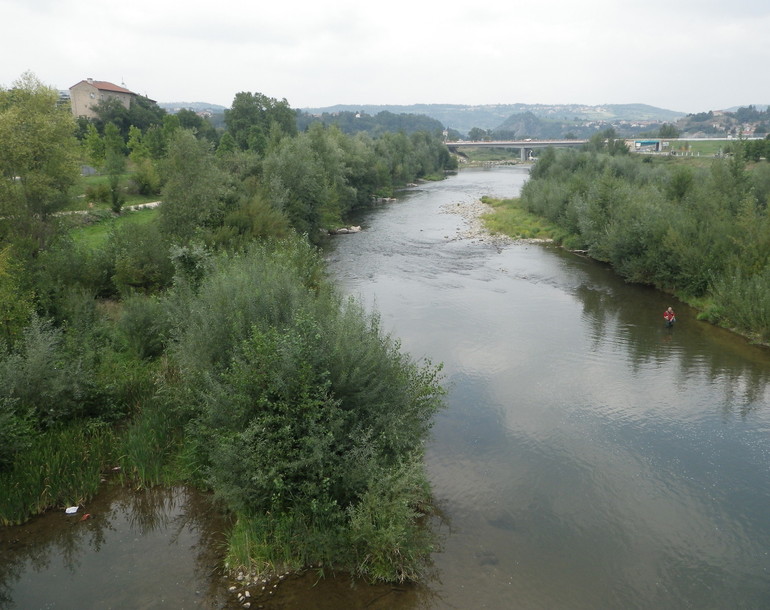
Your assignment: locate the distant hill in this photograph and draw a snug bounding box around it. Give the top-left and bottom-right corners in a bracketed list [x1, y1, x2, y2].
[678, 106, 770, 138]
[301, 103, 685, 134]
[159, 101, 227, 113]
[296, 109, 444, 136]
[726, 105, 768, 112]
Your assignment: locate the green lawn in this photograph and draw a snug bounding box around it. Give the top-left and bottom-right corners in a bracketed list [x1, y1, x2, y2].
[63, 172, 160, 212]
[70, 206, 160, 249]
[663, 138, 737, 156]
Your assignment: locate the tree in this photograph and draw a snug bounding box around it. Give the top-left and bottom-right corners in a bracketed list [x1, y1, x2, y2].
[224, 92, 297, 154]
[585, 128, 628, 156]
[143, 125, 167, 160]
[0, 246, 32, 345]
[83, 123, 105, 168]
[658, 123, 680, 138]
[103, 123, 126, 213]
[175, 108, 218, 143]
[0, 72, 80, 252]
[216, 131, 237, 157]
[90, 97, 130, 136]
[262, 131, 324, 236]
[127, 125, 149, 163]
[160, 129, 228, 240]
[468, 127, 488, 142]
[91, 94, 166, 140]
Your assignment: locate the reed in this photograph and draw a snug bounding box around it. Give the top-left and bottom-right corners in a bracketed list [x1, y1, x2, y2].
[117, 398, 185, 487]
[0, 423, 116, 525]
[224, 511, 339, 578]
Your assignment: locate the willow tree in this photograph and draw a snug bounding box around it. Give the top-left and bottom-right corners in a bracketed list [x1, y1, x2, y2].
[0, 72, 80, 253]
[160, 129, 228, 241]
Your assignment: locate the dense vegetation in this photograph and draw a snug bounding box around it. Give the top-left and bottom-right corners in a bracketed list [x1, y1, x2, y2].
[0, 72, 454, 582]
[518, 140, 770, 341]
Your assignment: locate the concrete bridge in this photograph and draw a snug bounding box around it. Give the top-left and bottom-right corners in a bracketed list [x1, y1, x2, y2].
[445, 139, 588, 161]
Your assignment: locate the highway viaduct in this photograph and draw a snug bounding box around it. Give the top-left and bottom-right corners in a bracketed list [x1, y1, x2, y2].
[445, 139, 588, 161]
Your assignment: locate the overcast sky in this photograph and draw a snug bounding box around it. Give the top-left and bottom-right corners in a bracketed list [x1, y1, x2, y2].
[2, 0, 768, 113]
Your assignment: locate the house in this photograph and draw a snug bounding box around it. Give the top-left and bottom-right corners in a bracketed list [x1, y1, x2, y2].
[68, 78, 136, 119]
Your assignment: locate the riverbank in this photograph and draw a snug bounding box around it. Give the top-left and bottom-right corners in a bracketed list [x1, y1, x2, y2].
[440, 197, 551, 250]
[471, 194, 770, 348]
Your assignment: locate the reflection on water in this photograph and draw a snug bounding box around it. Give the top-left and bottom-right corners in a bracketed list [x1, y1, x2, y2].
[0, 486, 231, 609]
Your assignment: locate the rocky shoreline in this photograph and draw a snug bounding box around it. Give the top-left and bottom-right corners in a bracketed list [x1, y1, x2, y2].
[226, 569, 290, 608]
[440, 198, 550, 249]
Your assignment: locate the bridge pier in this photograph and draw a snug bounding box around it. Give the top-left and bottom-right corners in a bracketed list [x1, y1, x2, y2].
[520, 147, 530, 162]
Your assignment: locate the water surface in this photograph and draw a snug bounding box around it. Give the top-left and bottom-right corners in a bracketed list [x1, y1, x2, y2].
[0, 486, 232, 609]
[324, 166, 770, 608]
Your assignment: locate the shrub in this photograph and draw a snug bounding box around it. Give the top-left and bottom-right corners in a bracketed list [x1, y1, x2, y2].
[710, 264, 770, 340]
[347, 457, 436, 583]
[117, 294, 169, 360]
[0, 396, 34, 471]
[84, 182, 110, 204]
[129, 158, 161, 197]
[109, 222, 174, 295]
[0, 316, 83, 428]
[165, 242, 444, 580]
[33, 237, 118, 312]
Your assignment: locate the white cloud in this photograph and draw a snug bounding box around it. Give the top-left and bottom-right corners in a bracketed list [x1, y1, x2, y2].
[2, 0, 769, 111]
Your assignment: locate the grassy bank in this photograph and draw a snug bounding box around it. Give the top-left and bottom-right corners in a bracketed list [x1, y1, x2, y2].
[479, 196, 560, 241]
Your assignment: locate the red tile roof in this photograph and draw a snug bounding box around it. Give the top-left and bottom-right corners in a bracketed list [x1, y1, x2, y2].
[73, 80, 135, 95]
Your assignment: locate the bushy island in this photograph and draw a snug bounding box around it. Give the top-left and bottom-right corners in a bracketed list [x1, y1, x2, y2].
[0, 73, 454, 583]
[482, 134, 770, 344]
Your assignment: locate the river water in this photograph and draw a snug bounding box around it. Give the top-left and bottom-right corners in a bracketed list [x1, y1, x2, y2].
[2, 166, 770, 609]
[322, 166, 770, 608]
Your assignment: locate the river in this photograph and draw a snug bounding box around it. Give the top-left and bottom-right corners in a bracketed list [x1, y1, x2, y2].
[323, 166, 770, 608]
[2, 166, 770, 608]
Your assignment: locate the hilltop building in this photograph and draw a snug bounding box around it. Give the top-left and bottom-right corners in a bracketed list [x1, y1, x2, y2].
[68, 78, 136, 119]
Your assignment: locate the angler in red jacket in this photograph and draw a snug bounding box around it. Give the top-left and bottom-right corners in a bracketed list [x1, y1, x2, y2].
[664, 306, 676, 327]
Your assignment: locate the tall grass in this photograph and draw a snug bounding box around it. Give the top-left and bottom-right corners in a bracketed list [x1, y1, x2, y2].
[0, 396, 194, 524]
[480, 196, 559, 240]
[0, 423, 116, 525]
[117, 397, 184, 486]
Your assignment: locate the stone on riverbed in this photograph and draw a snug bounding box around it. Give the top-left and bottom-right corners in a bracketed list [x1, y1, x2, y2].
[329, 225, 362, 235]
